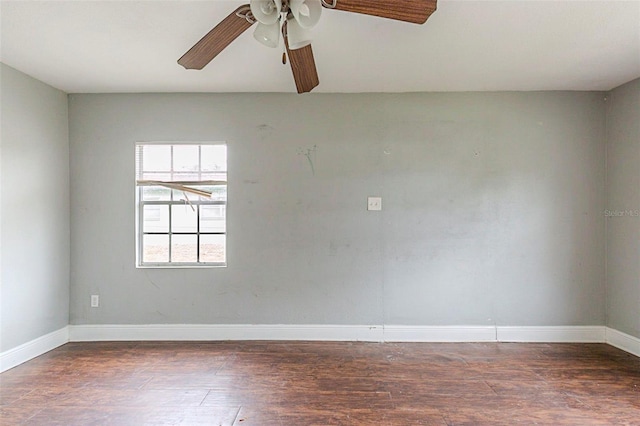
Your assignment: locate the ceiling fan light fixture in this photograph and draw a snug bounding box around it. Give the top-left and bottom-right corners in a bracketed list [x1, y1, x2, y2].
[250, 0, 282, 25]
[286, 18, 312, 50]
[290, 0, 322, 29]
[178, 0, 439, 93]
[253, 22, 281, 48]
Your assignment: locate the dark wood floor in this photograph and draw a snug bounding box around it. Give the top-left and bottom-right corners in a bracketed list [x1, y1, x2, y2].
[1, 342, 638, 425]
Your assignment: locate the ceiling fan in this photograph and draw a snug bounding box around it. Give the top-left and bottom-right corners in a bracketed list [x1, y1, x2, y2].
[178, 0, 438, 94]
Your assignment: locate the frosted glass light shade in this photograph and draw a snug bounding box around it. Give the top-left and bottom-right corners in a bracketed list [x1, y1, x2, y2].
[286, 18, 311, 50]
[253, 22, 280, 48]
[250, 0, 282, 25]
[290, 0, 322, 29]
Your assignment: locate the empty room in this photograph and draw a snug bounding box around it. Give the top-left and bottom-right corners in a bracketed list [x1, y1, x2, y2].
[1, 0, 639, 424]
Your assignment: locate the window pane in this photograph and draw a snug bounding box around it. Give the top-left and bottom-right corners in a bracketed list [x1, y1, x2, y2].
[172, 188, 203, 201]
[137, 143, 227, 267]
[173, 145, 199, 172]
[201, 145, 227, 172]
[171, 204, 197, 233]
[142, 171, 172, 181]
[201, 171, 227, 181]
[200, 234, 226, 263]
[142, 145, 171, 172]
[200, 205, 226, 233]
[199, 185, 226, 202]
[142, 186, 171, 201]
[143, 205, 169, 232]
[172, 234, 197, 263]
[171, 171, 200, 182]
[143, 235, 169, 263]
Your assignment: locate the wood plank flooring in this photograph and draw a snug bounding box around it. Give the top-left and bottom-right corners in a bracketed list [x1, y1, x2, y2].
[1, 342, 638, 425]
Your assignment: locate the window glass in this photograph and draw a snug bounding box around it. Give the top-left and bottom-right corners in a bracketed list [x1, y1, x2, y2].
[136, 143, 227, 267]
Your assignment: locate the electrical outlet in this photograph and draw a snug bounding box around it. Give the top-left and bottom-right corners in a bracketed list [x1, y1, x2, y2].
[367, 197, 382, 211]
[91, 295, 99, 308]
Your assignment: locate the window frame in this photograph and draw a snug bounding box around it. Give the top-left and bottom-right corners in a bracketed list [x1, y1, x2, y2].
[135, 142, 227, 268]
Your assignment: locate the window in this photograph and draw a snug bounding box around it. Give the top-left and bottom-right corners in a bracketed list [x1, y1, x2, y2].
[135, 143, 227, 267]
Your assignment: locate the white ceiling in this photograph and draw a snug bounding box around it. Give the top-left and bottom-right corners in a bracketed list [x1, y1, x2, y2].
[1, 0, 639, 94]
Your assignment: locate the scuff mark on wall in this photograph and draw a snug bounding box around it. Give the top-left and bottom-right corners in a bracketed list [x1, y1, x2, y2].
[329, 240, 352, 256]
[144, 271, 160, 290]
[297, 145, 317, 175]
[256, 124, 275, 140]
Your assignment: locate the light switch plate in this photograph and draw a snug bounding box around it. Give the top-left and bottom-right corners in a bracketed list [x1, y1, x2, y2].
[367, 197, 382, 211]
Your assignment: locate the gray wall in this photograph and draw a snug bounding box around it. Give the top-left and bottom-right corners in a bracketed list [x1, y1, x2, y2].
[0, 64, 70, 352]
[69, 92, 606, 327]
[605, 78, 640, 339]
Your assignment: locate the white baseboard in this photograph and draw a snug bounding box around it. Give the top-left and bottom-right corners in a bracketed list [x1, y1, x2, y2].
[384, 325, 496, 342]
[2, 325, 636, 372]
[0, 327, 69, 373]
[496, 326, 606, 343]
[69, 324, 608, 345]
[69, 324, 385, 342]
[606, 327, 640, 357]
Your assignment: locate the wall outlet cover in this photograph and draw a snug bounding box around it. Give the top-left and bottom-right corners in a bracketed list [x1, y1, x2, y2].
[368, 197, 382, 211]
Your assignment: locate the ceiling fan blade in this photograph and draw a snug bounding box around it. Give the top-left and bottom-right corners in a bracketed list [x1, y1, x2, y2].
[323, 0, 437, 24]
[285, 43, 320, 94]
[178, 5, 255, 70]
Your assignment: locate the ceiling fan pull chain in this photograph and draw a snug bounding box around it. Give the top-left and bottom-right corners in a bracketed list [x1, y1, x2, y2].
[281, 20, 288, 65]
[235, 6, 256, 24]
[321, 0, 337, 8]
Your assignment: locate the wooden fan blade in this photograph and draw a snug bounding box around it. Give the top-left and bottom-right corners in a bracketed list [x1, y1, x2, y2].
[285, 43, 320, 94]
[178, 5, 255, 70]
[324, 0, 437, 24]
